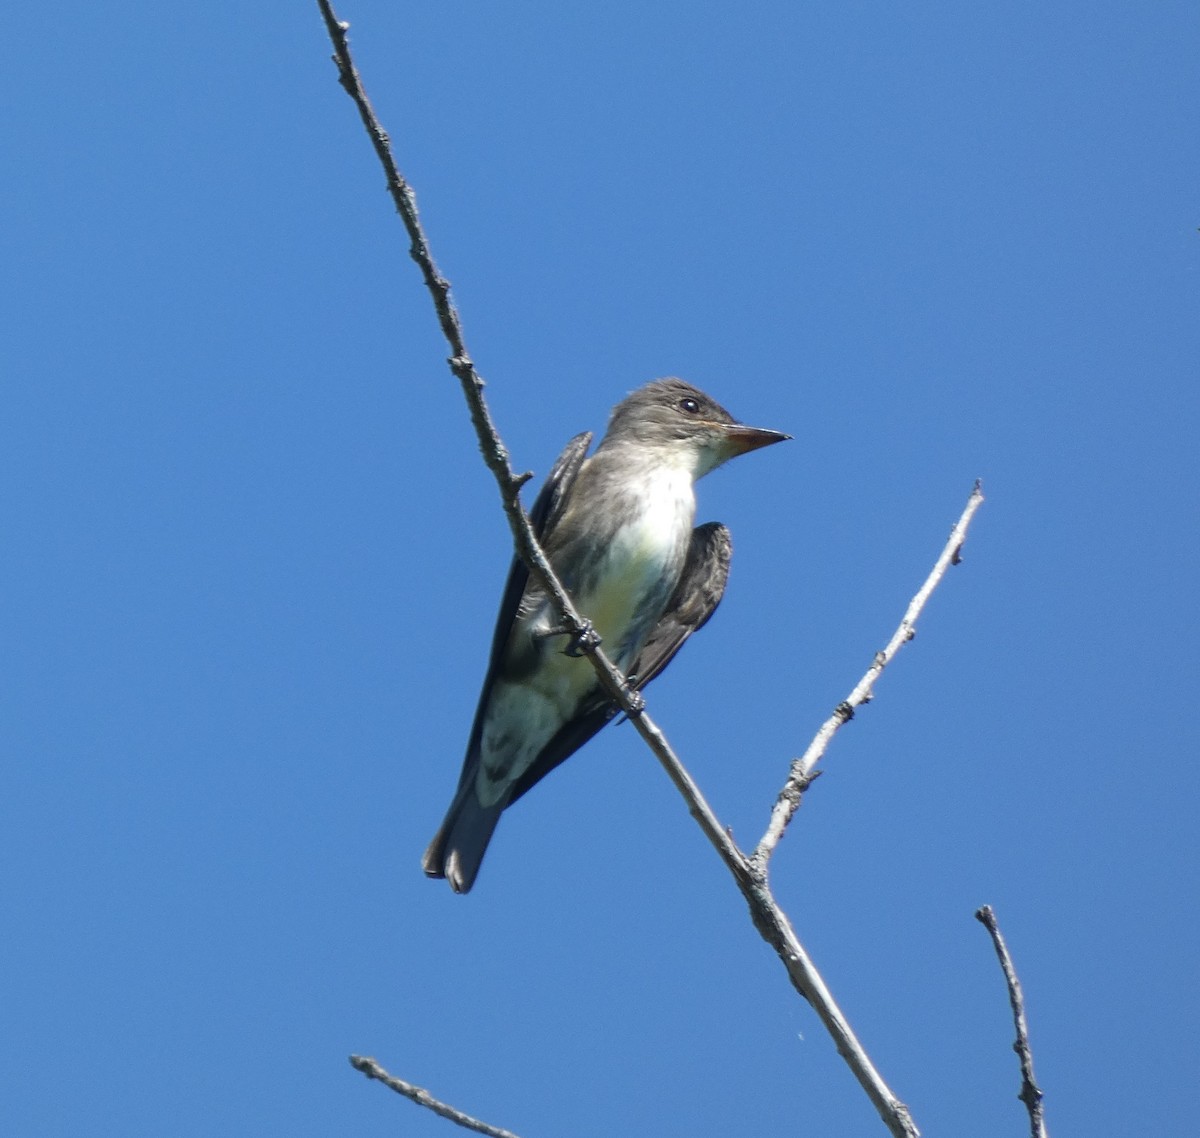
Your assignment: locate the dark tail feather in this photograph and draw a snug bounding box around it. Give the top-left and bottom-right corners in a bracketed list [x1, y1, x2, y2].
[422, 784, 507, 894]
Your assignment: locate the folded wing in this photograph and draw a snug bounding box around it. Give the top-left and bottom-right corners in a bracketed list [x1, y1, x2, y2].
[507, 521, 732, 804]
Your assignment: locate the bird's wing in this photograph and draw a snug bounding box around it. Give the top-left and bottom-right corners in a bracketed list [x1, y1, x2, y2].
[454, 431, 592, 794]
[506, 521, 733, 804]
[626, 521, 732, 688]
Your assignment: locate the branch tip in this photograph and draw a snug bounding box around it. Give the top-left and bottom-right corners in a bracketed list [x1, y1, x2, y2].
[754, 482, 984, 872]
[347, 1054, 524, 1138]
[976, 905, 1048, 1138]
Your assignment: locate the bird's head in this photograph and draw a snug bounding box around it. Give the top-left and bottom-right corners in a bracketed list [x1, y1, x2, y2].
[601, 377, 789, 478]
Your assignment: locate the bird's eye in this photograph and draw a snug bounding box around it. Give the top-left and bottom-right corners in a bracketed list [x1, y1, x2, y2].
[678, 397, 700, 414]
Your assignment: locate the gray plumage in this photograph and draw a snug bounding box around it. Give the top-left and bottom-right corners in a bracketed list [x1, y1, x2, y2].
[423, 378, 787, 892]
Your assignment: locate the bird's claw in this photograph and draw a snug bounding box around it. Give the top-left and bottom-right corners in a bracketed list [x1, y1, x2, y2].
[563, 620, 601, 657]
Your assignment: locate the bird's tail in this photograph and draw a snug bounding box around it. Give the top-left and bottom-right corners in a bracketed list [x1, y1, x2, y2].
[422, 783, 506, 894]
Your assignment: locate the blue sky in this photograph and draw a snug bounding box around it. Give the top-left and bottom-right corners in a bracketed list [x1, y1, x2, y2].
[4, 2, 1198, 1135]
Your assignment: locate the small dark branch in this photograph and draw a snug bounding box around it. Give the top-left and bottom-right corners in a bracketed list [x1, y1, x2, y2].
[975, 906, 1049, 1138]
[316, 6, 471, 367]
[754, 481, 985, 862]
[350, 1056, 524, 1138]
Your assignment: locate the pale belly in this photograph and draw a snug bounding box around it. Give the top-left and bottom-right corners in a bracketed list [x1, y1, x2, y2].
[476, 470, 693, 805]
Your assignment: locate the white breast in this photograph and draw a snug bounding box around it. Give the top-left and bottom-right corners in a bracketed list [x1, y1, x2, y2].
[476, 458, 696, 802]
[575, 462, 694, 661]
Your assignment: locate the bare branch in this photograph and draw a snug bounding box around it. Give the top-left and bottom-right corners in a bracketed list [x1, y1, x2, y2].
[755, 480, 985, 862]
[975, 906, 1049, 1138]
[741, 894, 922, 1137]
[350, 1056, 523, 1138]
[315, 8, 980, 1136]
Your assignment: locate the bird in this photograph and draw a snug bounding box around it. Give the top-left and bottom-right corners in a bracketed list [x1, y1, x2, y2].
[422, 378, 789, 892]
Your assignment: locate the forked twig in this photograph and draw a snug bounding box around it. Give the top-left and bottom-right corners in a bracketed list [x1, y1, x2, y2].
[317, 7, 984, 1137]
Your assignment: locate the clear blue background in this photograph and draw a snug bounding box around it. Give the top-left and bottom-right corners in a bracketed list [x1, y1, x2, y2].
[4, 2, 1197, 1135]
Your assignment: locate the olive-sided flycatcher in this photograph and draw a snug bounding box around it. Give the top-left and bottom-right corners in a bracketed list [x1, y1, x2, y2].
[423, 378, 788, 892]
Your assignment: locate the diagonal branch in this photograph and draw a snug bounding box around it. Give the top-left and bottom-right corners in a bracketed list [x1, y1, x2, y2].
[316, 7, 982, 1138]
[350, 1056, 523, 1138]
[755, 481, 985, 862]
[975, 906, 1049, 1138]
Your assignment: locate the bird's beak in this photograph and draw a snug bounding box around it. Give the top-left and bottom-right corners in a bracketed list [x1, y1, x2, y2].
[719, 423, 791, 457]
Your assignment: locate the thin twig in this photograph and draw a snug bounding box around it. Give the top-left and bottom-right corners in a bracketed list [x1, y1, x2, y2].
[350, 1056, 523, 1138]
[755, 480, 985, 862]
[316, 7, 952, 1136]
[975, 906, 1049, 1138]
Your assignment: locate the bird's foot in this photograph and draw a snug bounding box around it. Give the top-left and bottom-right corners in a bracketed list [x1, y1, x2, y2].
[533, 618, 602, 657]
[563, 620, 601, 658]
